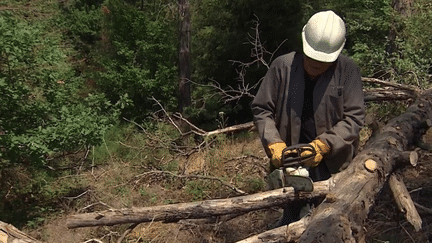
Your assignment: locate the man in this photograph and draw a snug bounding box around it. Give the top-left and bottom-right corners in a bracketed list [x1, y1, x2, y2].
[251, 10, 365, 225]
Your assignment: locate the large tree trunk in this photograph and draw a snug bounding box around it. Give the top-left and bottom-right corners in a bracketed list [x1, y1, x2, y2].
[387, 0, 413, 54]
[66, 181, 330, 229]
[178, 0, 191, 112]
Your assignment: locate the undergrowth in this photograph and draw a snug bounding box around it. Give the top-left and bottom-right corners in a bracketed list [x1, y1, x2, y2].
[18, 119, 267, 242]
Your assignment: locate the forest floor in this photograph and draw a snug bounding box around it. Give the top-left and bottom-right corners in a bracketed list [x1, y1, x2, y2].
[24, 124, 432, 243]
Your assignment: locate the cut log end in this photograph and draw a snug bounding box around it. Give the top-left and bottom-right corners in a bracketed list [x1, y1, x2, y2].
[364, 159, 377, 172]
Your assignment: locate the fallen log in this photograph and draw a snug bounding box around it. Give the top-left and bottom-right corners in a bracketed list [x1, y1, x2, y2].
[295, 89, 432, 243]
[361, 77, 420, 93]
[0, 221, 41, 243]
[363, 88, 415, 101]
[67, 180, 330, 229]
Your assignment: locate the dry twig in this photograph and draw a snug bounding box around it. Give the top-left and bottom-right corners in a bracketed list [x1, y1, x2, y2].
[116, 223, 139, 243]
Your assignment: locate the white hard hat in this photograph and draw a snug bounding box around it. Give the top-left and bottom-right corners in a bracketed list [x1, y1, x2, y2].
[302, 10, 346, 62]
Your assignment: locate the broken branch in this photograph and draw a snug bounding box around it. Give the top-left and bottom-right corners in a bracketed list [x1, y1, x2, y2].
[389, 173, 422, 231]
[66, 180, 330, 229]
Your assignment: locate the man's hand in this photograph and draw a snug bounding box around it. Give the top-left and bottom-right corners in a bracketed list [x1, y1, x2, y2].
[301, 139, 330, 167]
[268, 142, 287, 167]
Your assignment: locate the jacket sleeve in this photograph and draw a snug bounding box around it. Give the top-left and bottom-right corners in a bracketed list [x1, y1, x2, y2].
[318, 61, 365, 158]
[251, 59, 285, 154]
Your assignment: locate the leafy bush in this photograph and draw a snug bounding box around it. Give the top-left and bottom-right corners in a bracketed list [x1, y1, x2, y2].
[0, 12, 117, 165]
[94, 0, 178, 119]
[60, 1, 104, 51]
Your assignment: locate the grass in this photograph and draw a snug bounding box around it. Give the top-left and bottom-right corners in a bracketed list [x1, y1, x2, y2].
[20, 119, 265, 242]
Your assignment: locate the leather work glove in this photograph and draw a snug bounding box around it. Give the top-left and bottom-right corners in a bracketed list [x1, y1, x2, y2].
[268, 142, 287, 168]
[301, 139, 330, 167]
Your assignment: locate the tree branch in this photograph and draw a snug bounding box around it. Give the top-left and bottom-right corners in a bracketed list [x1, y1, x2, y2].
[66, 180, 330, 229]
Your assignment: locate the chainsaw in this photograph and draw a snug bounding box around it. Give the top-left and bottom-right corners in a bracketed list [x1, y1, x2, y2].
[267, 144, 316, 192]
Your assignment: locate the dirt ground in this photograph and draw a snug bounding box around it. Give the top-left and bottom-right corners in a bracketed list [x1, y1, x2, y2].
[29, 128, 432, 243]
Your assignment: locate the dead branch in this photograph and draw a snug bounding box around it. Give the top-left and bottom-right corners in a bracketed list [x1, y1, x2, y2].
[172, 112, 207, 136]
[362, 77, 420, 93]
[66, 180, 330, 229]
[389, 173, 422, 231]
[206, 121, 255, 137]
[116, 223, 139, 243]
[151, 96, 183, 135]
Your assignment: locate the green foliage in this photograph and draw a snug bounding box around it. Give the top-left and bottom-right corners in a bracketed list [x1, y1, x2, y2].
[386, 0, 432, 87]
[0, 12, 117, 164]
[90, 124, 133, 163]
[60, 1, 104, 51]
[185, 180, 212, 201]
[94, 0, 178, 119]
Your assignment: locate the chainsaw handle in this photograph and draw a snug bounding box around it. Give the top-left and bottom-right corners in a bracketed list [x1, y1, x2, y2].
[281, 144, 316, 167]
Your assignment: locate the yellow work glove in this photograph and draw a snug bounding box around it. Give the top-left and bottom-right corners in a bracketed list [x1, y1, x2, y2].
[268, 142, 287, 168]
[301, 139, 330, 167]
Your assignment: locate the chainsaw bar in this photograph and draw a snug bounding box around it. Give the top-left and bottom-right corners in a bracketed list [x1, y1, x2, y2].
[285, 175, 314, 192]
[267, 168, 314, 192]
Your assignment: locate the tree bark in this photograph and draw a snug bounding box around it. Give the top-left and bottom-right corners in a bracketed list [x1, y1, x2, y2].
[178, 0, 191, 112]
[66, 181, 330, 229]
[296, 89, 432, 243]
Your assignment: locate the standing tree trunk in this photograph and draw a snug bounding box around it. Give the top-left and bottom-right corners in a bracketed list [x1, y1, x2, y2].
[387, 0, 413, 55]
[178, 0, 191, 112]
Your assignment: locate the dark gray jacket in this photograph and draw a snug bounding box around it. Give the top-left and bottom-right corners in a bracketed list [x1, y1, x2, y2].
[251, 52, 365, 173]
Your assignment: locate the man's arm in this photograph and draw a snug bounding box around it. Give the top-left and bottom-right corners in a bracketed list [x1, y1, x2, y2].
[251, 59, 286, 155]
[318, 62, 365, 158]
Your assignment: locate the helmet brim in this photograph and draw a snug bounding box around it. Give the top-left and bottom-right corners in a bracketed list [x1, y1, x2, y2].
[302, 29, 345, 63]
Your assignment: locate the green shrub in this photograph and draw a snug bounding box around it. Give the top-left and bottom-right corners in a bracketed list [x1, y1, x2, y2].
[95, 0, 178, 119]
[0, 12, 117, 165]
[60, 1, 104, 50]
